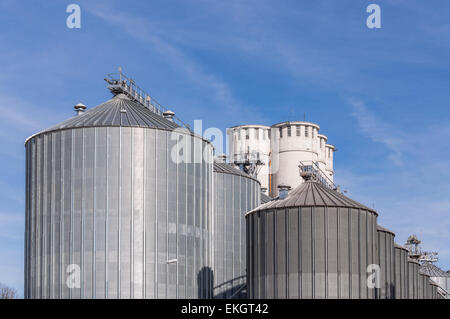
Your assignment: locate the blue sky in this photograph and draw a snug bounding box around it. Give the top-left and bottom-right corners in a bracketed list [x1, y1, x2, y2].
[1, 0, 449, 296]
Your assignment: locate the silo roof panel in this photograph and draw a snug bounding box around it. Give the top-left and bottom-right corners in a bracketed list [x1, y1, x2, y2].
[420, 263, 448, 277]
[35, 93, 180, 136]
[260, 193, 273, 204]
[247, 180, 377, 215]
[213, 162, 260, 184]
[377, 225, 395, 236]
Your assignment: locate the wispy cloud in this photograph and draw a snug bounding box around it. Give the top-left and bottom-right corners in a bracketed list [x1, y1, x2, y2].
[341, 98, 450, 269]
[349, 99, 405, 165]
[83, 1, 268, 127]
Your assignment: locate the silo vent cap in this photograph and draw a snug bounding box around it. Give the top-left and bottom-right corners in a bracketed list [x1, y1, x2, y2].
[74, 103, 87, 116]
[163, 110, 175, 121]
[277, 184, 292, 200]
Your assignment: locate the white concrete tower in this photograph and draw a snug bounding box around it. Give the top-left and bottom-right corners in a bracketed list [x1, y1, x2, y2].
[270, 121, 323, 197]
[325, 143, 336, 182]
[317, 134, 328, 175]
[227, 125, 271, 193]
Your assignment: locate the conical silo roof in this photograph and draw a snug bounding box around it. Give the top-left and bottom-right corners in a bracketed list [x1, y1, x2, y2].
[377, 225, 395, 236]
[28, 93, 179, 141]
[260, 192, 273, 204]
[213, 162, 260, 184]
[420, 263, 448, 277]
[247, 180, 377, 215]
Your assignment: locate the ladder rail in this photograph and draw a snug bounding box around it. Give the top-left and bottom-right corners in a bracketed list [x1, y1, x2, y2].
[104, 71, 191, 130]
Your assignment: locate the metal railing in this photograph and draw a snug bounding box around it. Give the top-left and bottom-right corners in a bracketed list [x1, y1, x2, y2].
[299, 161, 337, 191]
[104, 69, 191, 130]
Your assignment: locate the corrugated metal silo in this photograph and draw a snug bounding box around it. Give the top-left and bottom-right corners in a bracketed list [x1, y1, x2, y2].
[212, 161, 260, 299]
[24, 93, 214, 299]
[246, 179, 378, 299]
[425, 276, 433, 299]
[420, 262, 450, 298]
[430, 280, 439, 299]
[407, 258, 420, 299]
[376, 225, 395, 299]
[418, 273, 429, 299]
[393, 243, 408, 299]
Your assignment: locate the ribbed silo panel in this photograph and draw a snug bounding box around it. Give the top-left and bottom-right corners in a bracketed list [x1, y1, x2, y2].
[25, 127, 213, 299]
[253, 211, 260, 298]
[408, 262, 414, 299]
[266, 211, 275, 298]
[212, 163, 260, 299]
[349, 209, 359, 299]
[394, 246, 409, 299]
[327, 207, 338, 299]
[300, 207, 313, 299]
[287, 208, 299, 298]
[376, 230, 395, 299]
[358, 211, 367, 299]
[338, 208, 350, 299]
[258, 210, 266, 299]
[314, 207, 326, 299]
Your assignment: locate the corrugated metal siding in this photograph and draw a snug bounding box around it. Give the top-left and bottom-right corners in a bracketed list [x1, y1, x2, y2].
[25, 127, 213, 299]
[246, 206, 377, 299]
[376, 229, 395, 299]
[407, 260, 420, 299]
[213, 165, 260, 298]
[394, 246, 408, 299]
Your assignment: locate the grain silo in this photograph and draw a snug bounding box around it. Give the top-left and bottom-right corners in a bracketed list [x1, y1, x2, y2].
[24, 89, 214, 299]
[420, 262, 450, 297]
[418, 273, 430, 299]
[407, 258, 420, 299]
[393, 243, 409, 299]
[430, 280, 439, 299]
[376, 225, 395, 299]
[212, 156, 260, 299]
[245, 174, 378, 299]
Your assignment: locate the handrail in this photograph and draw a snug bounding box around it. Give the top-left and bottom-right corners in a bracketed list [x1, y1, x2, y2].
[104, 70, 191, 130]
[299, 160, 337, 191]
[213, 275, 246, 290]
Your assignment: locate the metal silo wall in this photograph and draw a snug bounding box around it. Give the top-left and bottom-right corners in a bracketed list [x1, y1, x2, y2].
[213, 170, 260, 298]
[418, 274, 427, 299]
[376, 230, 394, 299]
[407, 261, 420, 299]
[246, 207, 377, 299]
[393, 247, 408, 299]
[25, 127, 213, 299]
[425, 278, 432, 299]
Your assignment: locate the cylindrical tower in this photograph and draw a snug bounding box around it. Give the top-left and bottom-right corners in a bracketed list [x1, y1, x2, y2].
[420, 261, 450, 298]
[407, 258, 420, 299]
[324, 144, 336, 183]
[226, 125, 270, 193]
[270, 121, 327, 197]
[393, 243, 409, 299]
[212, 160, 260, 299]
[317, 134, 328, 174]
[418, 273, 430, 299]
[430, 280, 439, 299]
[24, 94, 214, 299]
[245, 178, 378, 299]
[376, 225, 395, 299]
